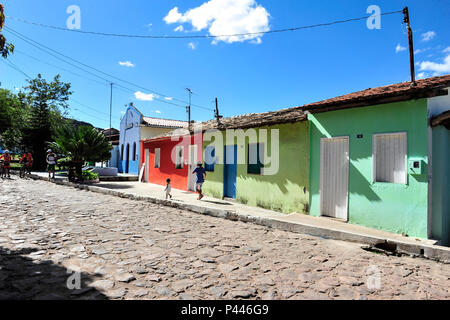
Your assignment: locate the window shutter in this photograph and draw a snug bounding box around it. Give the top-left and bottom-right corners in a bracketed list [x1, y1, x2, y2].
[154, 148, 160, 168]
[373, 133, 407, 184]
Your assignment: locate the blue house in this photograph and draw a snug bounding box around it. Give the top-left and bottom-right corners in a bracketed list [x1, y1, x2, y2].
[118, 104, 188, 174]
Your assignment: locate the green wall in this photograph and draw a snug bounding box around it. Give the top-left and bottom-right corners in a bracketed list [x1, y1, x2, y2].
[308, 99, 429, 238]
[431, 125, 450, 245]
[203, 122, 309, 213]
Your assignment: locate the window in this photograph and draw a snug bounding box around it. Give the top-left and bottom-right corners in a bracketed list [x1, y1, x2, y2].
[133, 142, 136, 161]
[176, 146, 184, 169]
[120, 145, 124, 161]
[154, 148, 161, 168]
[247, 143, 264, 175]
[204, 146, 215, 172]
[373, 132, 407, 184]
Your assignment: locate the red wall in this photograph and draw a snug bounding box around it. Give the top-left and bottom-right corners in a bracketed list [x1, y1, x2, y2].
[141, 133, 203, 191]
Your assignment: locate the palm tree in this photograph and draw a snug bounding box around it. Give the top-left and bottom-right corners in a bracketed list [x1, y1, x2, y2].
[51, 125, 112, 179]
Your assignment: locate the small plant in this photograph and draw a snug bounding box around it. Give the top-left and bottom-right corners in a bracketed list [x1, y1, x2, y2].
[81, 170, 99, 181]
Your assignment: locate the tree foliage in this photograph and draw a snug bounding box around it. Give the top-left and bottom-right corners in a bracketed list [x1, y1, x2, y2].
[0, 4, 14, 58]
[0, 88, 26, 150]
[51, 125, 112, 177]
[21, 74, 72, 170]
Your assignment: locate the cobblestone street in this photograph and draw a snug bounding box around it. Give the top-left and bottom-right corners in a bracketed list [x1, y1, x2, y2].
[0, 177, 449, 300]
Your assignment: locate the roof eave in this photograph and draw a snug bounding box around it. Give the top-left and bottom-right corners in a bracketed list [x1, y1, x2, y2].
[302, 88, 449, 114]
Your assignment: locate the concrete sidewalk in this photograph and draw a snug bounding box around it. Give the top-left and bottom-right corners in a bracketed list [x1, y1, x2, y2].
[29, 171, 450, 263]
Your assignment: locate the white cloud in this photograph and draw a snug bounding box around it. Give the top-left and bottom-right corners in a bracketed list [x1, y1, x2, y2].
[443, 46, 450, 53]
[134, 91, 158, 101]
[395, 44, 406, 53]
[188, 42, 197, 50]
[421, 31, 436, 42]
[417, 72, 427, 79]
[419, 54, 450, 74]
[119, 61, 135, 67]
[174, 25, 184, 32]
[164, 97, 173, 101]
[154, 110, 162, 114]
[163, 0, 270, 44]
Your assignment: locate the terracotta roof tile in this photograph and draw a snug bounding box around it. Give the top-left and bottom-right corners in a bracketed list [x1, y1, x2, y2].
[142, 117, 188, 128]
[302, 74, 450, 112]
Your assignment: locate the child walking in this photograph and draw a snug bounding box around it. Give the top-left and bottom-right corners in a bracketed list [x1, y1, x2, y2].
[164, 178, 173, 200]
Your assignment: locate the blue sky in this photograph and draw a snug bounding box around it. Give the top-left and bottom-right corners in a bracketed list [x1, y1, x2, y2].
[1, 0, 449, 129]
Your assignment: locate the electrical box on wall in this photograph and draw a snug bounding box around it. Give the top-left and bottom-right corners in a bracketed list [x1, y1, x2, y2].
[408, 159, 423, 175]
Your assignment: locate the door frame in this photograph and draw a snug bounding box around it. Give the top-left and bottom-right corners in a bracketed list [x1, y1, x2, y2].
[319, 136, 349, 221]
[223, 144, 238, 199]
[144, 148, 150, 182]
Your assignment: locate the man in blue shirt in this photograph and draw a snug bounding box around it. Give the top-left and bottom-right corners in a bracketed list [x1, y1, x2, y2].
[192, 162, 206, 200]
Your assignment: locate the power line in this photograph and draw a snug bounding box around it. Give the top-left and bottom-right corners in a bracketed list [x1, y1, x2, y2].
[2, 58, 32, 79]
[13, 49, 111, 87]
[4, 26, 214, 111]
[7, 10, 403, 39]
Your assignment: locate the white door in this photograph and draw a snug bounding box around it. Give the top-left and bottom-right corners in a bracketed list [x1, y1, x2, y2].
[144, 149, 150, 182]
[187, 145, 198, 191]
[320, 137, 349, 220]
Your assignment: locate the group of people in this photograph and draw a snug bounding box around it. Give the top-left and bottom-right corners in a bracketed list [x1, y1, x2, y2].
[164, 162, 207, 201]
[0, 148, 57, 179]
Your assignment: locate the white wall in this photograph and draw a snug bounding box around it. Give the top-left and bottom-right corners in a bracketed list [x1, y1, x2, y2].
[428, 87, 450, 118]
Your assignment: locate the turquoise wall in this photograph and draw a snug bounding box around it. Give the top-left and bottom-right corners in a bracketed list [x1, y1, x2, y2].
[431, 125, 450, 245]
[309, 99, 429, 238]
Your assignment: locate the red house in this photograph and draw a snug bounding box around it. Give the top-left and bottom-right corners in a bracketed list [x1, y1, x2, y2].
[140, 131, 203, 191]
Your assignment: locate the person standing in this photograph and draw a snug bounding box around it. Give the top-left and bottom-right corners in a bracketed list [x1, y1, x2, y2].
[192, 162, 206, 200]
[164, 178, 173, 200]
[0, 150, 12, 178]
[19, 152, 33, 175]
[46, 149, 57, 179]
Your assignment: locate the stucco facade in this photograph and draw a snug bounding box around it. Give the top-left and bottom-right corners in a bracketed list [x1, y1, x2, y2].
[118, 106, 186, 174]
[119, 106, 142, 174]
[141, 133, 203, 191]
[308, 99, 430, 238]
[202, 122, 310, 214]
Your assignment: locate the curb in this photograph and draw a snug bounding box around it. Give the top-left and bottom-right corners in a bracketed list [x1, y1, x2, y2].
[28, 174, 450, 263]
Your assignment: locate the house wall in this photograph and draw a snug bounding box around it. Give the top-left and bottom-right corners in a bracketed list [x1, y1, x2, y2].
[308, 99, 429, 238]
[202, 122, 310, 213]
[107, 145, 119, 168]
[141, 134, 203, 191]
[431, 125, 450, 246]
[140, 126, 176, 140]
[119, 107, 141, 174]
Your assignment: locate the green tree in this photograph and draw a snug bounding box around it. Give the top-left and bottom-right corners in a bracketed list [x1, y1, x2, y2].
[0, 4, 14, 58]
[51, 125, 112, 178]
[21, 74, 72, 170]
[0, 88, 27, 150]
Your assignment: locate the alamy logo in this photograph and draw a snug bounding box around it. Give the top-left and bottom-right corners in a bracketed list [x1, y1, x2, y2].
[366, 5, 381, 30]
[66, 268, 81, 290]
[66, 5, 81, 30]
[366, 265, 381, 290]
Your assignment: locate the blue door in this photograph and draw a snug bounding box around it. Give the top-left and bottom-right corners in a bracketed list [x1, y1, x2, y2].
[224, 145, 237, 198]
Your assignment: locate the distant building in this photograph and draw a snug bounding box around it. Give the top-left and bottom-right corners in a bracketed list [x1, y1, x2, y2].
[118, 104, 187, 175]
[102, 128, 120, 168]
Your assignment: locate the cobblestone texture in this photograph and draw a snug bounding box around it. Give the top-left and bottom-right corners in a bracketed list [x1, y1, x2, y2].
[0, 178, 449, 300]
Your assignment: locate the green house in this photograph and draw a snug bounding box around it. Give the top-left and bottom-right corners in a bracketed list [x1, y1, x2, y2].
[201, 108, 310, 214]
[304, 75, 450, 243]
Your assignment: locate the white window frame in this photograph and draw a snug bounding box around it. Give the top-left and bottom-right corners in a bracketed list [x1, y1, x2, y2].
[154, 148, 161, 168]
[176, 146, 184, 169]
[372, 132, 408, 184]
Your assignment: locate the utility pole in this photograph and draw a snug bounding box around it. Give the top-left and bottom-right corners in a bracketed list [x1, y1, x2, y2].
[186, 88, 192, 131]
[109, 83, 113, 141]
[403, 7, 416, 86]
[215, 97, 223, 124]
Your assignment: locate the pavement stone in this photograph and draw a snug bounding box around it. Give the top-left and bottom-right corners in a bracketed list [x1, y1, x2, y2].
[0, 178, 448, 300]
